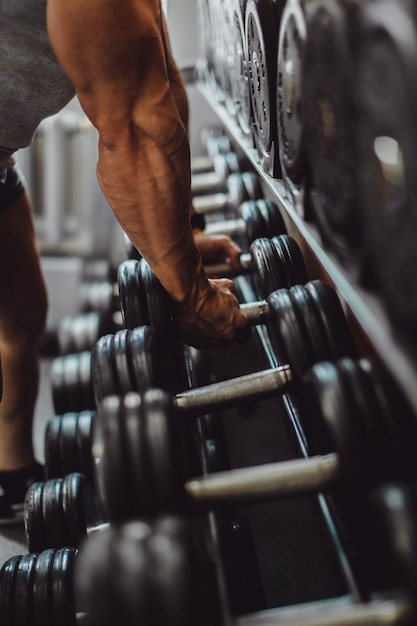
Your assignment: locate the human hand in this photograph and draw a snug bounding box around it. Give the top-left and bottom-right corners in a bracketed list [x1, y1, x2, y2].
[173, 276, 251, 349]
[193, 230, 244, 273]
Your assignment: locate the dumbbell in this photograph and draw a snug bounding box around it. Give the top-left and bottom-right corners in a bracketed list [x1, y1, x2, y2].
[44, 411, 95, 481]
[76, 510, 415, 626]
[191, 151, 245, 195]
[245, 0, 285, 177]
[118, 234, 308, 335]
[191, 128, 232, 174]
[0, 547, 78, 626]
[91, 353, 417, 523]
[192, 171, 262, 215]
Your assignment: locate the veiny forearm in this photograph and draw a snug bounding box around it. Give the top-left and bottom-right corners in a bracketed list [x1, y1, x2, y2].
[96, 108, 206, 303]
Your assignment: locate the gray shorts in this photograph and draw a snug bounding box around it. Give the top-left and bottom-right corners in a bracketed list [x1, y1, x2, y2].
[0, 164, 26, 212]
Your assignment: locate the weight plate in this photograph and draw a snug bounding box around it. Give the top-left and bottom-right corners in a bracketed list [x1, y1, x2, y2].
[78, 351, 95, 410]
[59, 413, 79, 478]
[24, 481, 46, 553]
[50, 548, 77, 626]
[230, 0, 253, 136]
[42, 478, 66, 549]
[32, 549, 55, 626]
[62, 473, 103, 548]
[246, 0, 281, 174]
[117, 259, 148, 330]
[81, 281, 114, 315]
[301, 360, 368, 490]
[128, 325, 172, 392]
[266, 285, 312, 379]
[93, 395, 128, 522]
[369, 483, 417, 598]
[304, 0, 361, 258]
[76, 411, 95, 482]
[122, 393, 150, 518]
[305, 280, 356, 360]
[92, 334, 118, 404]
[0, 555, 19, 626]
[277, 0, 308, 182]
[271, 235, 308, 286]
[45, 416, 63, 479]
[14, 553, 37, 626]
[148, 517, 198, 626]
[113, 329, 134, 395]
[140, 259, 173, 333]
[249, 237, 288, 299]
[110, 523, 152, 626]
[143, 389, 185, 515]
[357, 5, 417, 329]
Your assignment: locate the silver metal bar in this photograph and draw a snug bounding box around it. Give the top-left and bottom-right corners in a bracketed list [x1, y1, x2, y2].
[205, 252, 252, 278]
[205, 218, 246, 237]
[193, 192, 228, 213]
[185, 453, 340, 505]
[236, 597, 411, 626]
[192, 170, 223, 194]
[174, 365, 292, 417]
[240, 299, 269, 325]
[86, 522, 109, 537]
[191, 154, 214, 173]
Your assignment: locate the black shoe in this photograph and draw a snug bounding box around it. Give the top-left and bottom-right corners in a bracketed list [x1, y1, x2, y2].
[0, 462, 45, 525]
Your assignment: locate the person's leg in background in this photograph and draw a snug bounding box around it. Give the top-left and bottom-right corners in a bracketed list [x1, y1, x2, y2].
[0, 165, 47, 524]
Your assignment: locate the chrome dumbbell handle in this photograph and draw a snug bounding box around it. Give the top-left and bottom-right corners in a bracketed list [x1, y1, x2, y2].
[236, 596, 411, 626]
[205, 252, 252, 278]
[174, 364, 291, 418]
[185, 453, 339, 506]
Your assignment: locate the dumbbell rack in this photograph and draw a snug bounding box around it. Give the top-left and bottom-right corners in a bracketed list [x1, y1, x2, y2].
[197, 79, 417, 419]
[190, 72, 417, 609]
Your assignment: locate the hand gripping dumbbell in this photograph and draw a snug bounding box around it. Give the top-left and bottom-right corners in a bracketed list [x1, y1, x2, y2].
[0, 547, 78, 626]
[75, 509, 416, 626]
[117, 235, 308, 335]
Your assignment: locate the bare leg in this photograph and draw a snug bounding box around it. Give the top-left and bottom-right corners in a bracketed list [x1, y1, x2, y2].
[0, 190, 48, 471]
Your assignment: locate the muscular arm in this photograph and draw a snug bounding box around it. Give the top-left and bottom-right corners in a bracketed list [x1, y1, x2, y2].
[46, 0, 249, 347]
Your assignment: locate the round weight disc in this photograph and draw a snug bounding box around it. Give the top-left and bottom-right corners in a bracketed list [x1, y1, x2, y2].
[143, 389, 185, 515]
[271, 234, 308, 286]
[246, 0, 279, 156]
[62, 473, 103, 548]
[277, 0, 308, 182]
[249, 237, 288, 299]
[24, 481, 46, 554]
[0, 555, 20, 626]
[92, 334, 118, 404]
[128, 325, 170, 391]
[50, 548, 77, 626]
[75, 411, 95, 482]
[358, 19, 417, 328]
[122, 393, 151, 518]
[117, 259, 149, 330]
[230, 0, 253, 135]
[93, 396, 129, 522]
[304, 0, 361, 256]
[305, 280, 356, 360]
[140, 259, 172, 333]
[301, 360, 368, 490]
[13, 553, 37, 626]
[78, 351, 95, 410]
[113, 329, 135, 395]
[42, 478, 66, 549]
[32, 549, 55, 626]
[148, 516, 199, 626]
[59, 413, 79, 478]
[45, 415, 63, 479]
